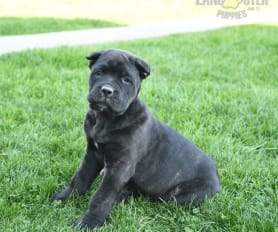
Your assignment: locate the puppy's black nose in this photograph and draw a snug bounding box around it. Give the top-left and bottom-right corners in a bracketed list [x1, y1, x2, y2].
[101, 85, 114, 97]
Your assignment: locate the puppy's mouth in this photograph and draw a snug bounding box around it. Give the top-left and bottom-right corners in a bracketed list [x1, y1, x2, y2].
[89, 102, 109, 112]
[89, 101, 126, 116]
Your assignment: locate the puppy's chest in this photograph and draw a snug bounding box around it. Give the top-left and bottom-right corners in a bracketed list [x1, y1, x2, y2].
[89, 122, 110, 145]
[88, 124, 129, 165]
[86, 123, 110, 162]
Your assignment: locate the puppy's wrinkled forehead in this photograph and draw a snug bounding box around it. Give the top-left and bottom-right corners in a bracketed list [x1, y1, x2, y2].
[87, 49, 151, 79]
[96, 50, 133, 69]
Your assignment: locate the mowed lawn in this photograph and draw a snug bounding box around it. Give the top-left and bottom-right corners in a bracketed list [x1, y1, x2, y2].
[0, 17, 121, 36]
[0, 25, 277, 231]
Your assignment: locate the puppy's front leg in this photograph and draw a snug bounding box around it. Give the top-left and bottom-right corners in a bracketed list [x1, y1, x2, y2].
[51, 144, 102, 202]
[72, 160, 135, 229]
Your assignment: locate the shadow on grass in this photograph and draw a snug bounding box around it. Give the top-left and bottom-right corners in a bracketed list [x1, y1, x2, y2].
[0, 17, 123, 36]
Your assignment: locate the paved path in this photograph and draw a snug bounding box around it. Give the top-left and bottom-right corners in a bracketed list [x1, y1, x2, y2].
[0, 10, 277, 55]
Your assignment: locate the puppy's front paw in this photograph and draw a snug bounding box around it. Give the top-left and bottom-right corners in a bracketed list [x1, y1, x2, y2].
[51, 187, 72, 202]
[72, 213, 104, 229]
[51, 191, 66, 202]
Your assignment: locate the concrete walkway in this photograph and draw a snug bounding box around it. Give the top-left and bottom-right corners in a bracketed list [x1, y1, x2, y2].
[0, 10, 277, 55]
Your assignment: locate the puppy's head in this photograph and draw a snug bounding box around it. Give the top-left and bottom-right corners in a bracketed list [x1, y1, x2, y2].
[86, 49, 150, 116]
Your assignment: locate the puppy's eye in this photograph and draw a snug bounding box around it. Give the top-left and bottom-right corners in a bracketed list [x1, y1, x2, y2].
[93, 70, 102, 78]
[121, 76, 131, 84]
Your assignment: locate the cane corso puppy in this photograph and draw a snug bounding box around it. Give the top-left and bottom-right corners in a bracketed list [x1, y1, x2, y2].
[51, 49, 220, 229]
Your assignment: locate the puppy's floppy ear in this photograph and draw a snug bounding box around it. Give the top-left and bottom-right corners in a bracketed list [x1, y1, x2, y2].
[86, 51, 103, 69]
[134, 57, 151, 79]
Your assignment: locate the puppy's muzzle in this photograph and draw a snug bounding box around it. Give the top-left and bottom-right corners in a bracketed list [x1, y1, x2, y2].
[101, 85, 114, 97]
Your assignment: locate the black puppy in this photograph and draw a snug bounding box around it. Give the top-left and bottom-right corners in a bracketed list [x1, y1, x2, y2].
[52, 49, 220, 229]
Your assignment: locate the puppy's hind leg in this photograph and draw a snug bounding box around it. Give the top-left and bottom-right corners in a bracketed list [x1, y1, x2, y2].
[115, 185, 141, 204]
[163, 176, 220, 206]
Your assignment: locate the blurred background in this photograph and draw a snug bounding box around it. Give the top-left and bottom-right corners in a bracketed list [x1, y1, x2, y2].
[0, 0, 277, 34]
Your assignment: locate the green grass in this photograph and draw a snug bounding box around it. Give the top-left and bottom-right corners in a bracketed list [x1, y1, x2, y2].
[0, 17, 121, 35]
[0, 25, 277, 231]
